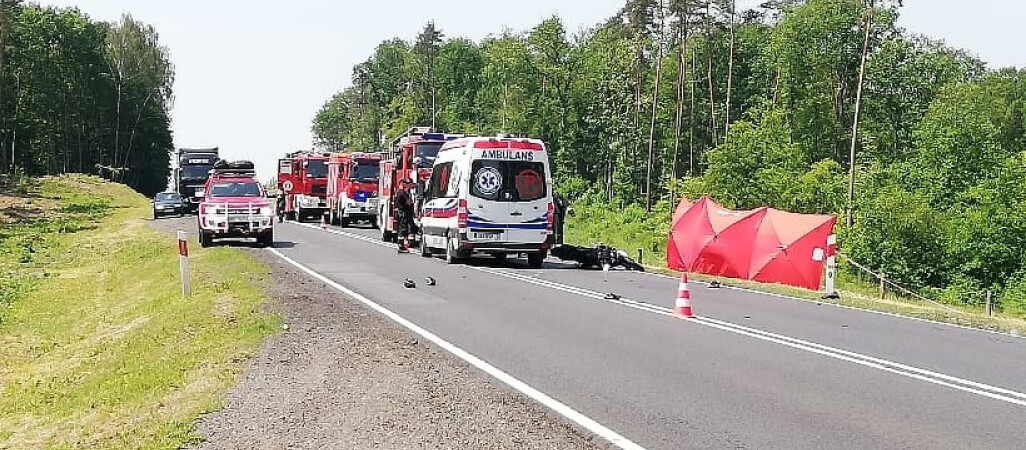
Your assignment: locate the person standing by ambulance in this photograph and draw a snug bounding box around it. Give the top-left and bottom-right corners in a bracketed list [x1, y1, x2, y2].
[552, 191, 574, 246]
[394, 179, 416, 253]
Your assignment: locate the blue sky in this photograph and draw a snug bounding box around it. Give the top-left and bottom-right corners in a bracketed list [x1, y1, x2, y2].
[43, 0, 1026, 181]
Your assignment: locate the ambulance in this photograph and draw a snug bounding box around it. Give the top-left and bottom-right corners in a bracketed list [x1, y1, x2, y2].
[419, 136, 554, 268]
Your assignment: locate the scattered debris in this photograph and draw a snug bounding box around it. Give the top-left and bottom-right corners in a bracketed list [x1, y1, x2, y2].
[425, 277, 437, 286]
[604, 293, 621, 300]
[403, 278, 416, 289]
[709, 281, 722, 289]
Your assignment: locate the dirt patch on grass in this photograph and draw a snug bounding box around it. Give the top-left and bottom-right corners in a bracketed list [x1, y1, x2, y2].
[0, 178, 58, 225]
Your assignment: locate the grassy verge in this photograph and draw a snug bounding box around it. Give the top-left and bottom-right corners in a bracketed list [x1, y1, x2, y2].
[0, 175, 278, 449]
[564, 200, 1026, 336]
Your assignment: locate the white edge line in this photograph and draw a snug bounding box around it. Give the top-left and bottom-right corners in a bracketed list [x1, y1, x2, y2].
[639, 266, 1025, 340]
[475, 266, 1026, 407]
[265, 247, 649, 450]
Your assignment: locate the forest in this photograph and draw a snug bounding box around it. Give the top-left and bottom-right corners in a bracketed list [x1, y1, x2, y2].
[0, 1, 174, 196]
[312, 0, 1026, 314]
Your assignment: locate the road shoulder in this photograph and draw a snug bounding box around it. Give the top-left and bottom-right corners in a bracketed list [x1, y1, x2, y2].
[192, 247, 606, 450]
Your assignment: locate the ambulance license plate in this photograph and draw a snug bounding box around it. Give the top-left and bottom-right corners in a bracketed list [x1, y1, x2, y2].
[472, 231, 502, 241]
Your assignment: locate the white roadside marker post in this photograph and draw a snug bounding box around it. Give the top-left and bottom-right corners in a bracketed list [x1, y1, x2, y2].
[823, 234, 839, 299]
[177, 230, 191, 298]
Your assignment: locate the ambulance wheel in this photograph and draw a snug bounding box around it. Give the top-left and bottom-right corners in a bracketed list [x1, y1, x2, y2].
[420, 236, 433, 258]
[370, 216, 379, 229]
[340, 216, 350, 228]
[445, 237, 461, 265]
[527, 251, 546, 269]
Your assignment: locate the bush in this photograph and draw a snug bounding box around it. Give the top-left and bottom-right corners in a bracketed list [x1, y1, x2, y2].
[843, 187, 950, 289]
[564, 198, 671, 263]
[999, 272, 1026, 318]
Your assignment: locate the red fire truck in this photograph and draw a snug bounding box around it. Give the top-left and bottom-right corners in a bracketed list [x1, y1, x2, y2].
[277, 151, 330, 222]
[377, 127, 463, 242]
[327, 152, 382, 227]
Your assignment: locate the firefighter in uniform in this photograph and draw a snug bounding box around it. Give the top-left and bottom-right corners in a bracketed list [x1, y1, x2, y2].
[276, 191, 286, 223]
[394, 179, 416, 253]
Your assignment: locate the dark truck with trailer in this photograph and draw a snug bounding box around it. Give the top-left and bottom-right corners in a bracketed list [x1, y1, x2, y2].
[174, 147, 220, 212]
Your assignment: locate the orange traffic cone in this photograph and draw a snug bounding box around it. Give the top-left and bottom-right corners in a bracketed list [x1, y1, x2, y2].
[320, 213, 328, 230]
[674, 272, 694, 318]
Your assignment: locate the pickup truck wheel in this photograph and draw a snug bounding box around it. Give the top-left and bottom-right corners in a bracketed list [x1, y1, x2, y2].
[199, 232, 213, 248]
[257, 232, 274, 248]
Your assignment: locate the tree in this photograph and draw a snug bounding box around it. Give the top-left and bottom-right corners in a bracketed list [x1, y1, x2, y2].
[847, 0, 903, 226]
[0, 0, 21, 172]
[104, 14, 174, 182]
[644, 0, 668, 211]
[414, 21, 444, 130]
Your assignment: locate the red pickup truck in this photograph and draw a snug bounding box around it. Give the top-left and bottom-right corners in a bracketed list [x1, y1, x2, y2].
[196, 161, 274, 247]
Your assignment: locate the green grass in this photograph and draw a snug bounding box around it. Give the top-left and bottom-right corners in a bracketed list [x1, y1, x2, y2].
[564, 199, 1026, 336]
[0, 175, 278, 449]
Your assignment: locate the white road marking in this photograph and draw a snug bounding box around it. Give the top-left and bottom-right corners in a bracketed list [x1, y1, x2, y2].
[473, 266, 1026, 408]
[266, 247, 649, 450]
[282, 221, 1026, 406]
[639, 265, 1025, 340]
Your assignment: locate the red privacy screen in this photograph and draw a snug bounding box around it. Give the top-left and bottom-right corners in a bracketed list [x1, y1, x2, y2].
[667, 196, 836, 291]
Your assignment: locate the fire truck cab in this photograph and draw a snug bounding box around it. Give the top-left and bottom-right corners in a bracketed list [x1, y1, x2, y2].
[327, 152, 382, 227]
[377, 127, 463, 242]
[277, 151, 329, 222]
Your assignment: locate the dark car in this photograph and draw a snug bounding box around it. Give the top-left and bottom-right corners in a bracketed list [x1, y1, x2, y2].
[153, 192, 185, 219]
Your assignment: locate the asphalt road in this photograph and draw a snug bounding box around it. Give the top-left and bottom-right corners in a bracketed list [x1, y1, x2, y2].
[188, 217, 1026, 449]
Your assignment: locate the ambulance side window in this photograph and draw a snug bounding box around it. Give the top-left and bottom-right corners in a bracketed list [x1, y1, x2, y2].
[427, 162, 455, 200]
[446, 166, 461, 198]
